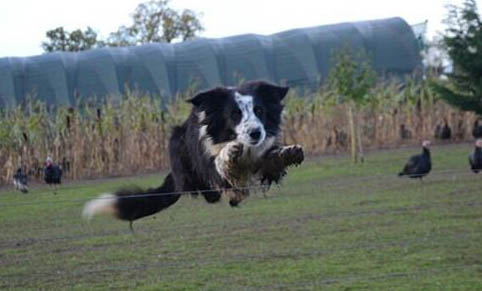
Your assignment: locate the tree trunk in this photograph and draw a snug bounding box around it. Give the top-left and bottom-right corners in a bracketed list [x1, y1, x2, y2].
[347, 104, 358, 163]
[356, 109, 364, 164]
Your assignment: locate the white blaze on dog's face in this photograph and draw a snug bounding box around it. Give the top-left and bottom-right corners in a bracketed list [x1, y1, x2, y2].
[188, 81, 289, 158]
[233, 92, 266, 147]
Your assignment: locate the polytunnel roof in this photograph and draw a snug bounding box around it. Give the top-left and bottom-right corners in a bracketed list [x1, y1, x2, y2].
[0, 17, 422, 107]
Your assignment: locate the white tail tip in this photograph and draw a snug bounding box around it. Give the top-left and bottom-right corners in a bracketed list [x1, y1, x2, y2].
[82, 193, 117, 220]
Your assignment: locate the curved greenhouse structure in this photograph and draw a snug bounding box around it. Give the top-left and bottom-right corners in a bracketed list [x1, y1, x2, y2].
[0, 17, 422, 107]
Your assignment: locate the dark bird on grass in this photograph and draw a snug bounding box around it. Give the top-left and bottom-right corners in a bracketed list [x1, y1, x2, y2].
[398, 140, 432, 179]
[469, 139, 482, 173]
[44, 157, 62, 193]
[435, 119, 451, 140]
[472, 119, 482, 139]
[13, 167, 28, 193]
[400, 124, 412, 140]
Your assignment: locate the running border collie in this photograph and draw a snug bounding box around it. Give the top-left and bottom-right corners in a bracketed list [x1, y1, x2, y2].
[83, 80, 304, 228]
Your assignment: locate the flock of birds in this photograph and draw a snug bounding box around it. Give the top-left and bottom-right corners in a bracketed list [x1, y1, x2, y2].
[10, 118, 482, 194]
[11, 138, 482, 194]
[397, 119, 482, 178]
[13, 157, 62, 194]
[398, 139, 482, 179]
[470, 139, 482, 173]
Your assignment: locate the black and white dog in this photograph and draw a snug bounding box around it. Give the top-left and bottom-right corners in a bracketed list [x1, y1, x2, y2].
[83, 81, 304, 228]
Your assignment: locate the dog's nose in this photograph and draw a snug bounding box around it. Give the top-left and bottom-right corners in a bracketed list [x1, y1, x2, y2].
[249, 129, 261, 141]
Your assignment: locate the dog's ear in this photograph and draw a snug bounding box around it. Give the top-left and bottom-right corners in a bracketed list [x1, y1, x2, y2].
[187, 87, 229, 107]
[244, 81, 289, 102]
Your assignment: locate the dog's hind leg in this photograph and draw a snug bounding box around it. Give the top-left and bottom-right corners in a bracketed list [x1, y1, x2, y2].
[201, 190, 222, 203]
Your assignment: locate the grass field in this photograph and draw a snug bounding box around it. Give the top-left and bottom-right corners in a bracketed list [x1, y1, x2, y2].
[1, 143, 481, 290]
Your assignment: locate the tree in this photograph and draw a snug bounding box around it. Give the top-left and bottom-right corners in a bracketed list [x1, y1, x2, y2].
[41, 27, 101, 53]
[326, 46, 376, 164]
[431, 0, 482, 115]
[41, 0, 203, 52]
[106, 0, 203, 46]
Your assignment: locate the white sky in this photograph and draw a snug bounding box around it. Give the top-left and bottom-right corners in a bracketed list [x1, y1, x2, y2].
[0, 0, 478, 58]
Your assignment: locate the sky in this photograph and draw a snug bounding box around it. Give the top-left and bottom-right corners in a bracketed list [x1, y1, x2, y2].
[0, 0, 479, 58]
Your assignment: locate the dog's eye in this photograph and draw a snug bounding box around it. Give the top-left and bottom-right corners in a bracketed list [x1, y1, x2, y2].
[231, 109, 242, 121]
[254, 105, 264, 116]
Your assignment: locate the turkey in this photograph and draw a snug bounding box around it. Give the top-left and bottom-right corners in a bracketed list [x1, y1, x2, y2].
[434, 119, 451, 140]
[473, 119, 482, 139]
[399, 124, 412, 140]
[13, 167, 28, 193]
[398, 140, 432, 179]
[44, 157, 62, 193]
[469, 139, 482, 173]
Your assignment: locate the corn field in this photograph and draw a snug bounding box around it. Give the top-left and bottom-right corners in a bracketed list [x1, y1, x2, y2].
[282, 79, 477, 155]
[0, 78, 477, 185]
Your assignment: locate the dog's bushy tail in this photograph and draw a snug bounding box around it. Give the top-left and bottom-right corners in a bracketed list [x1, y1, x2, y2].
[82, 173, 180, 222]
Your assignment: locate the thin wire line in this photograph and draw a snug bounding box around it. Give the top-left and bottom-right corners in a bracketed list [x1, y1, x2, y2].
[1, 163, 474, 196]
[0, 185, 268, 207]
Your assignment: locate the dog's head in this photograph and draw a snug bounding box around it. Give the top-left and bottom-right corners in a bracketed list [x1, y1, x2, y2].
[188, 80, 289, 156]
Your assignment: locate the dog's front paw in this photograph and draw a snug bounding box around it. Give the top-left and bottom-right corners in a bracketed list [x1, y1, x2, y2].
[280, 145, 304, 166]
[228, 189, 248, 207]
[227, 142, 244, 163]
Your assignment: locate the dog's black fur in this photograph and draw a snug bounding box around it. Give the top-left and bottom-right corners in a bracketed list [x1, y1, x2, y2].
[82, 81, 304, 226]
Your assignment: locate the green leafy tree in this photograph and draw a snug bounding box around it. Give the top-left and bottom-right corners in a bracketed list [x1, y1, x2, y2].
[42, 0, 203, 52]
[106, 0, 203, 46]
[327, 46, 376, 164]
[42, 27, 100, 52]
[432, 0, 482, 115]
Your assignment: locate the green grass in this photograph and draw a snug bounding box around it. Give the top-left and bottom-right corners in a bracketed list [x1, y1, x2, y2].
[0, 143, 481, 290]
